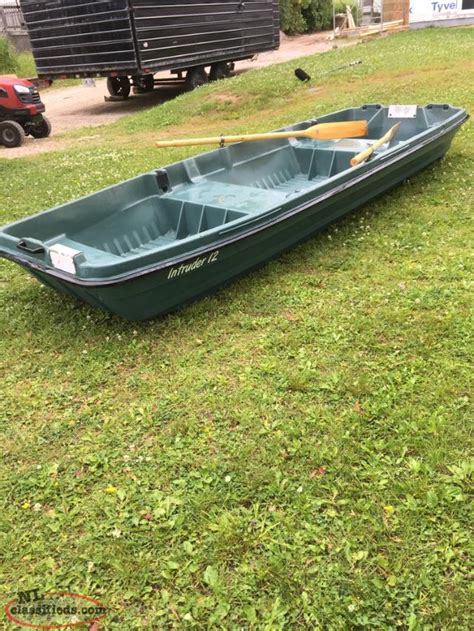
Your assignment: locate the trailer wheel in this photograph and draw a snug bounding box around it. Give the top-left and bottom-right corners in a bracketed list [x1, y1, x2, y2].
[133, 74, 154, 94]
[209, 62, 231, 81]
[185, 66, 208, 91]
[142, 74, 154, 92]
[107, 76, 131, 98]
[0, 120, 25, 148]
[29, 116, 52, 139]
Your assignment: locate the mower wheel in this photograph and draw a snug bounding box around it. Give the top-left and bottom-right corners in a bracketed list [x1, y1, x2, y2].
[107, 76, 131, 98]
[29, 116, 52, 139]
[0, 120, 25, 148]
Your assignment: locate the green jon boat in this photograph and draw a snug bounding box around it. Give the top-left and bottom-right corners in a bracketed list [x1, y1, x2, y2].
[0, 103, 468, 320]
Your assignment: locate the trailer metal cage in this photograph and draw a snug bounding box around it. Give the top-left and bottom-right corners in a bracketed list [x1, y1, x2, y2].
[19, 0, 280, 95]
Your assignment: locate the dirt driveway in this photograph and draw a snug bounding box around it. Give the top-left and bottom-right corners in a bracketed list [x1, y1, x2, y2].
[2, 32, 353, 159]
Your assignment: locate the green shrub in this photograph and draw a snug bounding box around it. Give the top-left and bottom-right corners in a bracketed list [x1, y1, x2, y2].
[302, 0, 333, 31]
[0, 36, 17, 74]
[0, 37, 36, 78]
[16, 51, 36, 78]
[279, 0, 333, 34]
[279, 0, 307, 33]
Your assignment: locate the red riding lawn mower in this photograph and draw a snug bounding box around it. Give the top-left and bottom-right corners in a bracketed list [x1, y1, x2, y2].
[0, 76, 51, 148]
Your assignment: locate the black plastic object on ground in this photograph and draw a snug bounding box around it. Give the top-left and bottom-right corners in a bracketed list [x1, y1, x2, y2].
[295, 68, 311, 82]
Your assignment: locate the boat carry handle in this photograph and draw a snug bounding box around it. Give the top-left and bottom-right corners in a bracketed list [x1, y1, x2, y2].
[17, 238, 46, 254]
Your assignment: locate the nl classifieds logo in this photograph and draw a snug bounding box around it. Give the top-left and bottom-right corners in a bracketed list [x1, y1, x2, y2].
[4, 588, 108, 629]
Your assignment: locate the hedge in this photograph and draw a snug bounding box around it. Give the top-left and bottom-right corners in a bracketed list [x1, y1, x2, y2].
[279, 0, 333, 34]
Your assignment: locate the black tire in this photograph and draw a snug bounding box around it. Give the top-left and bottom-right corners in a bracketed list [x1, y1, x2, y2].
[107, 76, 131, 98]
[141, 74, 154, 92]
[0, 120, 25, 148]
[133, 74, 154, 94]
[209, 62, 231, 82]
[29, 116, 52, 139]
[185, 66, 208, 91]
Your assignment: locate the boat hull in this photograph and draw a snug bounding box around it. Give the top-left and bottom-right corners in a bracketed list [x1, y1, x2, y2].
[0, 103, 468, 320]
[18, 124, 460, 320]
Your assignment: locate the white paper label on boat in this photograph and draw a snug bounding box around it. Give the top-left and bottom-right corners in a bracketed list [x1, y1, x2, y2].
[50, 244, 81, 274]
[388, 105, 417, 119]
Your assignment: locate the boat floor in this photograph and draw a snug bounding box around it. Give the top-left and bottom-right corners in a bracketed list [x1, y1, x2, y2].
[47, 138, 398, 261]
[170, 138, 392, 210]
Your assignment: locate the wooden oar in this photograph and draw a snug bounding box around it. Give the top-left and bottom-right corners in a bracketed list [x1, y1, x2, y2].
[156, 120, 368, 148]
[350, 123, 401, 167]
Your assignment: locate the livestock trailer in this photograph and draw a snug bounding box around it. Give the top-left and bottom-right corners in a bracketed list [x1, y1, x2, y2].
[19, 0, 280, 96]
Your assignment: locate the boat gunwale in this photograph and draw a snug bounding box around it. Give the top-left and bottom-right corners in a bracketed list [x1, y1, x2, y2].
[0, 109, 468, 288]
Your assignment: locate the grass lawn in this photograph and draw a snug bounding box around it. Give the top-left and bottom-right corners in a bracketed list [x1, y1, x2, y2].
[0, 28, 473, 629]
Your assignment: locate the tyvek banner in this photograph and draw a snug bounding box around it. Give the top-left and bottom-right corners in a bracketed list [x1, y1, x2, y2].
[410, 0, 474, 23]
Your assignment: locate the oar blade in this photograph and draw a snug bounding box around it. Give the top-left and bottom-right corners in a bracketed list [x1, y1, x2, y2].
[307, 120, 368, 140]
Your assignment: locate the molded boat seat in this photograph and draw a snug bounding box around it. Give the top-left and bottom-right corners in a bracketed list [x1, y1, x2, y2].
[249, 166, 327, 191]
[169, 180, 286, 213]
[291, 137, 401, 179]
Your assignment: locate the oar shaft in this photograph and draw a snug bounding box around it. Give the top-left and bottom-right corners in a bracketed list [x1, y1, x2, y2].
[156, 131, 300, 148]
[351, 123, 401, 167]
